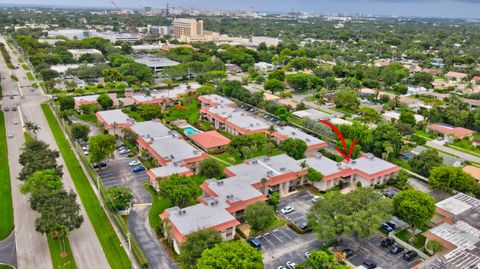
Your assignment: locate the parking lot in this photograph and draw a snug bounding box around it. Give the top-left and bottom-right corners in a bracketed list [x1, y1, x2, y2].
[257, 227, 323, 269]
[96, 152, 151, 204]
[277, 190, 316, 228]
[337, 234, 423, 269]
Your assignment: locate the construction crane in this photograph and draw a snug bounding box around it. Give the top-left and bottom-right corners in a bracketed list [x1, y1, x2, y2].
[109, 0, 137, 33]
[111, 0, 120, 10]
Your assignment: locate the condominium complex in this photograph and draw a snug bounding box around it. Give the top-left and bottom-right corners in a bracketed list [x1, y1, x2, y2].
[172, 18, 204, 39]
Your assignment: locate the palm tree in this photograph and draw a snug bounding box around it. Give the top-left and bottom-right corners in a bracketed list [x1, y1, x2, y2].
[24, 121, 40, 138]
[260, 177, 268, 195]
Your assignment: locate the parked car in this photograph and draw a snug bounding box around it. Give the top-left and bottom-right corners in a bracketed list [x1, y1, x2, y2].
[12, 106, 17, 111]
[381, 238, 395, 248]
[384, 190, 396, 198]
[92, 163, 100, 169]
[286, 261, 296, 269]
[13, 118, 19, 125]
[386, 221, 398, 230]
[132, 165, 145, 173]
[4, 107, 9, 111]
[10, 95, 14, 99]
[363, 259, 377, 269]
[403, 250, 418, 261]
[128, 160, 141, 166]
[119, 148, 131, 155]
[99, 161, 107, 168]
[381, 223, 393, 233]
[389, 245, 405, 254]
[297, 221, 308, 230]
[280, 205, 295, 214]
[312, 195, 323, 202]
[343, 248, 354, 258]
[7, 133, 14, 138]
[247, 238, 261, 250]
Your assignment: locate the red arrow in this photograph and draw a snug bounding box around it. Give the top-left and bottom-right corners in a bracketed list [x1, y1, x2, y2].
[319, 120, 357, 161]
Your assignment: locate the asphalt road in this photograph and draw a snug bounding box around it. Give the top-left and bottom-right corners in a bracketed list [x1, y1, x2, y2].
[1, 36, 110, 269]
[426, 140, 480, 163]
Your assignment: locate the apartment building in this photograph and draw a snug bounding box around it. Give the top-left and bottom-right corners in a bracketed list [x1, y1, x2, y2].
[73, 93, 117, 109]
[301, 153, 400, 191]
[172, 18, 204, 39]
[96, 109, 134, 134]
[129, 83, 200, 109]
[67, 49, 102, 60]
[160, 154, 305, 254]
[198, 94, 328, 153]
[129, 120, 208, 190]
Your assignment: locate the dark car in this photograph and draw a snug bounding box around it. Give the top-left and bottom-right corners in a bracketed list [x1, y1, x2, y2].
[99, 161, 107, 168]
[297, 221, 308, 230]
[3, 107, 9, 111]
[386, 221, 398, 230]
[390, 245, 405, 254]
[247, 238, 261, 250]
[132, 165, 146, 173]
[343, 248, 354, 259]
[92, 163, 100, 169]
[403, 250, 418, 261]
[381, 238, 395, 248]
[12, 106, 17, 111]
[381, 223, 393, 233]
[363, 260, 377, 269]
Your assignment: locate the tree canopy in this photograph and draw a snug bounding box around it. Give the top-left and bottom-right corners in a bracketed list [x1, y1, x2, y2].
[180, 229, 223, 269]
[245, 201, 275, 232]
[280, 138, 307, 160]
[409, 149, 443, 177]
[429, 166, 480, 195]
[393, 190, 436, 236]
[158, 174, 200, 208]
[196, 241, 264, 269]
[88, 134, 116, 163]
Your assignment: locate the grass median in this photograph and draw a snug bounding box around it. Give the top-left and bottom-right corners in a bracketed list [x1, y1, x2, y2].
[41, 103, 131, 269]
[47, 236, 76, 269]
[0, 112, 14, 240]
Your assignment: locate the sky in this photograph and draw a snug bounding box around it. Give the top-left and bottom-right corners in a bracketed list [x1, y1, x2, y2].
[1, 0, 480, 18]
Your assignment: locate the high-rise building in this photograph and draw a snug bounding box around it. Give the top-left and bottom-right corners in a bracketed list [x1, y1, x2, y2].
[172, 18, 203, 38]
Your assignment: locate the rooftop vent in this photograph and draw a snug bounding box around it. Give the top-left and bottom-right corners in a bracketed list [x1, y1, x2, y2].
[280, 167, 286, 172]
[178, 209, 187, 215]
[367, 153, 374, 159]
[291, 132, 296, 135]
[336, 162, 342, 167]
[226, 194, 234, 200]
[316, 154, 322, 159]
[170, 154, 175, 160]
[267, 170, 274, 175]
[263, 157, 270, 161]
[216, 180, 224, 186]
[351, 160, 356, 165]
[252, 160, 258, 164]
[306, 138, 311, 142]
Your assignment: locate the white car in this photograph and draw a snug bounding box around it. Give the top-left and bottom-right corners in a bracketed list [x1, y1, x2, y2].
[280, 205, 295, 214]
[7, 133, 14, 138]
[286, 261, 297, 269]
[312, 195, 323, 202]
[129, 160, 141, 166]
[13, 119, 19, 125]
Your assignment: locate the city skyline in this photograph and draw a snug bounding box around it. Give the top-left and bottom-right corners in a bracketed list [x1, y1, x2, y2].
[0, 0, 480, 18]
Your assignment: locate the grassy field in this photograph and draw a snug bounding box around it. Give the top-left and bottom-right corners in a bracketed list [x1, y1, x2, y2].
[21, 63, 30, 70]
[145, 185, 171, 230]
[26, 72, 34, 81]
[0, 265, 13, 269]
[41, 104, 132, 269]
[450, 140, 480, 157]
[396, 230, 427, 250]
[0, 112, 14, 240]
[47, 236, 77, 269]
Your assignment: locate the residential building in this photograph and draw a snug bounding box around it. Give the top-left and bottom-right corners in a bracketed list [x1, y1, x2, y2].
[301, 153, 400, 191]
[199, 95, 328, 153]
[250, 36, 281, 47]
[147, 25, 169, 36]
[254, 62, 275, 73]
[96, 109, 134, 134]
[73, 93, 117, 109]
[292, 108, 332, 121]
[382, 111, 424, 123]
[133, 55, 179, 72]
[67, 49, 102, 61]
[160, 154, 305, 254]
[400, 146, 464, 167]
[445, 71, 468, 81]
[427, 123, 475, 139]
[463, 165, 480, 183]
[130, 120, 208, 189]
[416, 193, 480, 269]
[172, 18, 204, 39]
[129, 83, 200, 109]
[188, 131, 231, 151]
[96, 31, 142, 43]
[47, 29, 96, 40]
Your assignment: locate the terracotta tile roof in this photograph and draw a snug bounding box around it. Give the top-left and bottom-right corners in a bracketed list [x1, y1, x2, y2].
[463, 165, 480, 182]
[188, 131, 231, 150]
[428, 123, 474, 138]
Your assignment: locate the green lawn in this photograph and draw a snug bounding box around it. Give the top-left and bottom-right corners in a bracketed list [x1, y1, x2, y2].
[24, 132, 34, 143]
[47, 236, 77, 269]
[450, 140, 480, 157]
[41, 104, 132, 269]
[0, 112, 14, 240]
[26, 72, 34, 81]
[396, 230, 427, 249]
[250, 216, 288, 237]
[74, 113, 97, 123]
[0, 265, 13, 269]
[390, 157, 412, 170]
[21, 63, 30, 70]
[213, 148, 283, 165]
[145, 185, 172, 231]
[164, 99, 200, 124]
[415, 129, 436, 139]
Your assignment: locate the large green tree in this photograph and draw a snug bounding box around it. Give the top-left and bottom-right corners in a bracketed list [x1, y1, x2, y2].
[307, 188, 393, 241]
[409, 149, 443, 177]
[20, 169, 63, 195]
[97, 93, 114, 110]
[19, 140, 62, 181]
[158, 174, 200, 208]
[280, 138, 307, 160]
[297, 250, 347, 269]
[264, 79, 285, 93]
[105, 186, 134, 211]
[88, 134, 116, 163]
[429, 166, 480, 195]
[180, 229, 222, 269]
[245, 201, 275, 232]
[196, 241, 263, 269]
[70, 122, 90, 141]
[370, 124, 403, 160]
[333, 88, 360, 110]
[198, 158, 223, 179]
[138, 104, 163, 120]
[393, 190, 435, 237]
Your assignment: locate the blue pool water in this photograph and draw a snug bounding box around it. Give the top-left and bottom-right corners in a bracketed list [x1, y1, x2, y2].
[184, 127, 201, 136]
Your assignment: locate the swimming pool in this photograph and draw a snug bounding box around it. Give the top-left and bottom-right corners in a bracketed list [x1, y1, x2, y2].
[184, 127, 201, 136]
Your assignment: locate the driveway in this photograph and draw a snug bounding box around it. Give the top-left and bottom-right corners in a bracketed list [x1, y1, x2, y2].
[278, 191, 316, 228]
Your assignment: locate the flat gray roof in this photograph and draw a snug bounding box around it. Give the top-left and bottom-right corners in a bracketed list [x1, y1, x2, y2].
[351, 154, 397, 175]
[150, 165, 190, 178]
[97, 109, 132, 125]
[134, 55, 179, 68]
[201, 94, 235, 106]
[130, 120, 171, 140]
[227, 154, 302, 179]
[132, 83, 200, 102]
[166, 202, 237, 236]
[301, 155, 343, 176]
[208, 106, 270, 131]
[293, 108, 332, 120]
[150, 137, 202, 163]
[275, 125, 325, 147]
[206, 176, 264, 203]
